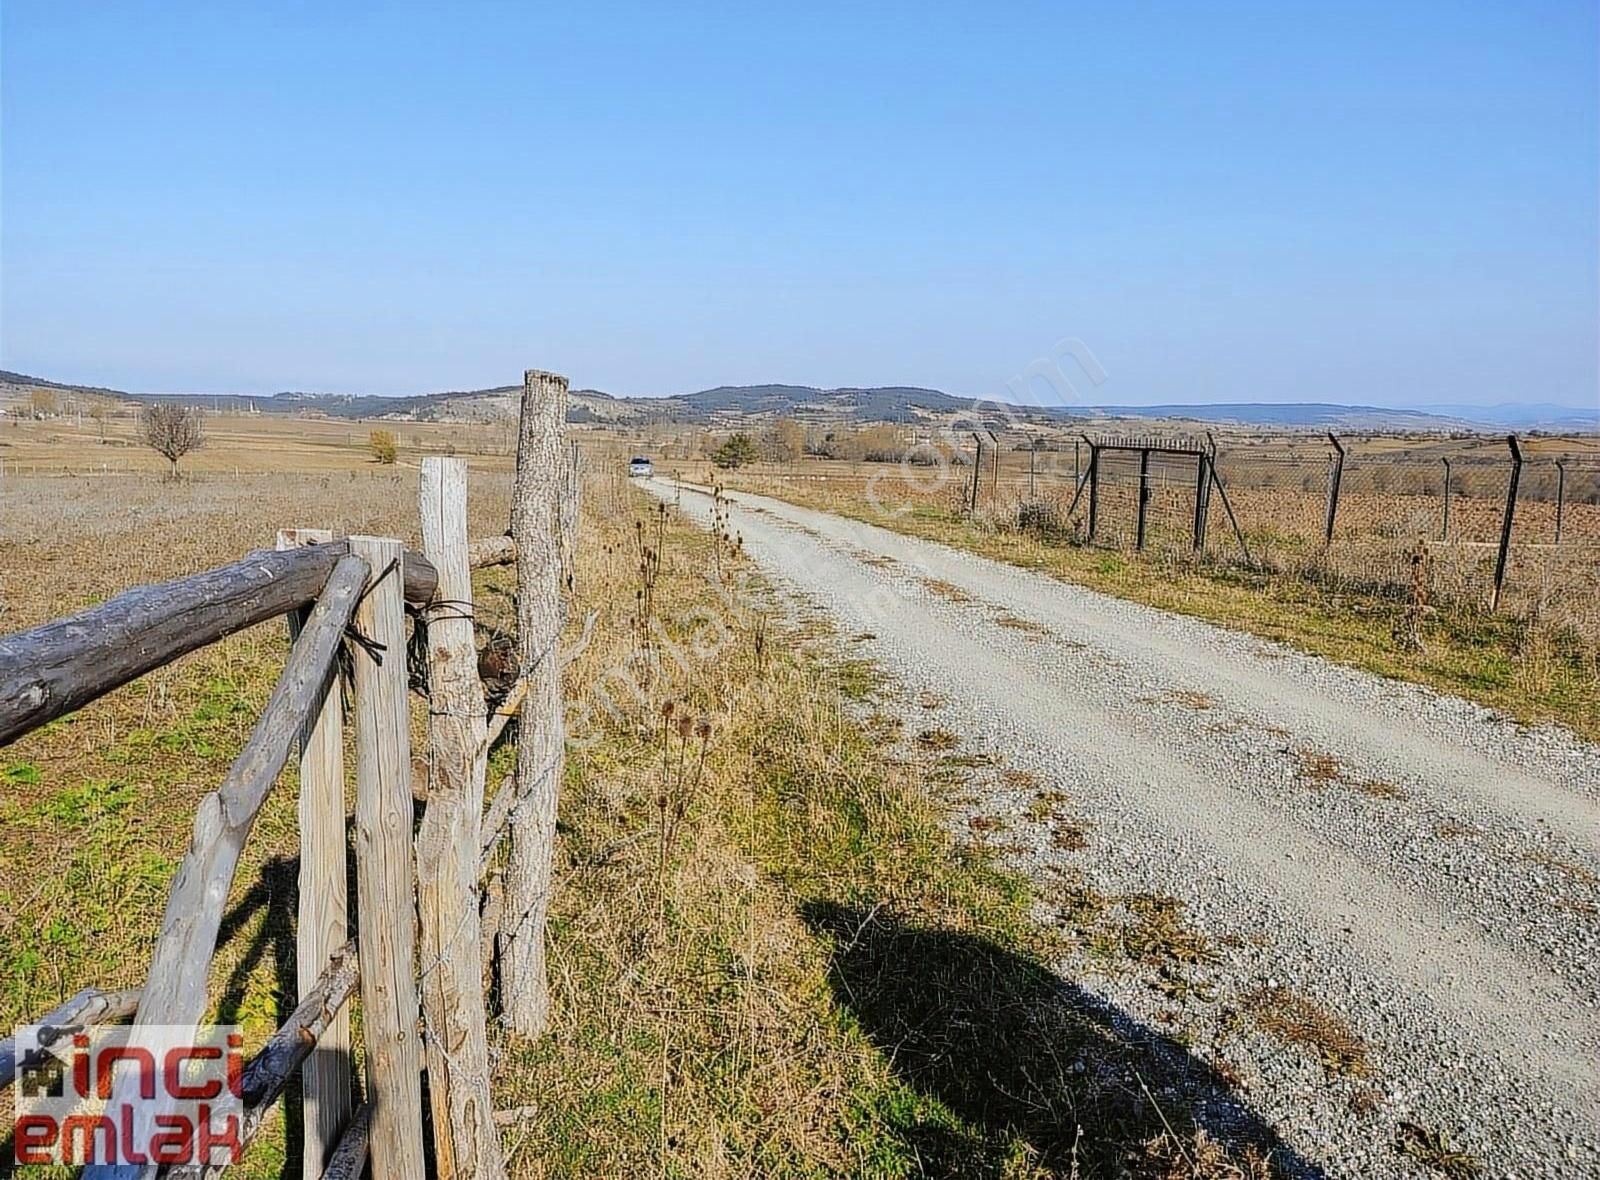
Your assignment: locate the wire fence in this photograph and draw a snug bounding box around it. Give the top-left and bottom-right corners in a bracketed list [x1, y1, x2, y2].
[979, 435, 1600, 638]
[684, 430, 1597, 638]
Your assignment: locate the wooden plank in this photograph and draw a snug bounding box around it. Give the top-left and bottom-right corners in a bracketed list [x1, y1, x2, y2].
[499, 368, 568, 1037]
[83, 555, 371, 1180]
[415, 459, 506, 1180]
[277, 529, 353, 1180]
[0, 987, 141, 1088]
[164, 942, 359, 1180]
[348, 535, 427, 1180]
[0, 540, 436, 747]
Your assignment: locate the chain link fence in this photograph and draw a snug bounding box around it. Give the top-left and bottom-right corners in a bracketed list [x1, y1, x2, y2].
[978, 434, 1600, 639]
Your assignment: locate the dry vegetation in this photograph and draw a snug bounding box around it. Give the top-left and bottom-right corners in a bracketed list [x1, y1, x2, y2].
[0, 424, 1307, 1177]
[665, 448, 1599, 741]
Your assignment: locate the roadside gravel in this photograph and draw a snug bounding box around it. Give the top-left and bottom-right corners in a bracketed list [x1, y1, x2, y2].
[647, 478, 1600, 1179]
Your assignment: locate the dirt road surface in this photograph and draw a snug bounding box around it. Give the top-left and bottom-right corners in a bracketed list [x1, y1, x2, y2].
[647, 479, 1600, 1178]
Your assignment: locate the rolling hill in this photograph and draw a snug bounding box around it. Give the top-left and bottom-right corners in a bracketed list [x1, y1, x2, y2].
[3, 369, 1591, 432]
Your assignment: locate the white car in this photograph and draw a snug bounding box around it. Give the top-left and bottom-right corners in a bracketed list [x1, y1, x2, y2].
[628, 456, 653, 478]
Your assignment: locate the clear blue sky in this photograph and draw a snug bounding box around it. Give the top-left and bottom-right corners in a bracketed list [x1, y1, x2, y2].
[3, 1, 1596, 408]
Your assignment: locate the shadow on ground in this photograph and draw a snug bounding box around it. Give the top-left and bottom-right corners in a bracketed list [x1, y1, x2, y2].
[801, 901, 1327, 1180]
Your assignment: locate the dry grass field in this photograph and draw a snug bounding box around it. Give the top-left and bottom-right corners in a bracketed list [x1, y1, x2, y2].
[0, 416, 1296, 1177]
[0, 406, 519, 478]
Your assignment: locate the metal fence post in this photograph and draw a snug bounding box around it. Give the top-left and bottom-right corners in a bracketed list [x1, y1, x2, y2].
[1323, 432, 1345, 545]
[1492, 435, 1523, 612]
[1555, 460, 1566, 543]
[1440, 457, 1451, 542]
[1029, 436, 1038, 499]
[988, 429, 1001, 497]
[1135, 447, 1152, 550]
[968, 432, 982, 513]
[1087, 444, 1101, 542]
[1192, 450, 1210, 551]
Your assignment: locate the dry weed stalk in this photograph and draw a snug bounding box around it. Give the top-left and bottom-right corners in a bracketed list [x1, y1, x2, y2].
[1393, 538, 1431, 652]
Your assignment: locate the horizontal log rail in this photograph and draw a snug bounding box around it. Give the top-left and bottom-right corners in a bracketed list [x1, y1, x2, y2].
[322, 1104, 374, 1180]
[3, 499, 528, 1173]
[0, 540, 437, 748]
[0, 986, 143, 1088]
[0, 530, 523, 749]
[467, 534, 514, 568]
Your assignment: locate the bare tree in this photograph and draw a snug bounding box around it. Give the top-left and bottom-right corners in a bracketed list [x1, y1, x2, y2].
[87, 397, 114, 438]
[28, 388, 58, 418]
[141, 402, 205, 478]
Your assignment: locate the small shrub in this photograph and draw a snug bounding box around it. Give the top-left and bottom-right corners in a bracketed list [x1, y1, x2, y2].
[1015, 499, 1066, 539]
[710, 433, 759, 469]
[369, 429, 398, 465]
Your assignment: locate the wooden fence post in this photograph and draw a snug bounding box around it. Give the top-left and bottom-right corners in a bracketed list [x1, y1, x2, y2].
[348, 535, 427, 1180]
[415, 460, 507, 1180]
[84, 556, 371, 1180]
[500, 369, 569, 1038]
[277, 529, 353, 1180]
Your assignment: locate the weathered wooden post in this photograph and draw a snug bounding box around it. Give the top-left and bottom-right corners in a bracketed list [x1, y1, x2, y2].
[348, 534, 427, 1180]
[415, 460, 507, 1180]
[277, 528, 353, 1180]
[84, 556, 371, 1180]
[559, 440, 582, 592]
[500, 369, 568, 1038]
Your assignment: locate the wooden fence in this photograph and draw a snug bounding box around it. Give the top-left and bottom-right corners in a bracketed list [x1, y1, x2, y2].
[0, 370, 576, 1180]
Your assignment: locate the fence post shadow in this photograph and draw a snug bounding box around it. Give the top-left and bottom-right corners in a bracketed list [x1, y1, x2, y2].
[214, 854, 306, 1176]
[799, 900, 1329, 1180]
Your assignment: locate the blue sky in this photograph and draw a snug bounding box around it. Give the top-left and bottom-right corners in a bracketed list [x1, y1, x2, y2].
[2, 1, 1596, 408]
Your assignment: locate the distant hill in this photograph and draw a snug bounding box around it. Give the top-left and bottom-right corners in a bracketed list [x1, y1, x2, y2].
[1415, 401, 1599, 431]
[0, 369, 128, 400]
[3, 369, 1590, 434]
[1082, 402, 1471, 430]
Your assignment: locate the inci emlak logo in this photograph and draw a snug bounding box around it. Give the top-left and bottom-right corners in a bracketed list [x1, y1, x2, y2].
[12, 1024, 245, 1166]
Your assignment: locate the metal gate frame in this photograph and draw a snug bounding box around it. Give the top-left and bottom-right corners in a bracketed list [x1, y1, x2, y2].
[1065, 433, 1252, 562]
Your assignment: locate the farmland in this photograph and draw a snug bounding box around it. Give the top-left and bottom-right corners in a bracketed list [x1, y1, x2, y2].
[0, 415, 1299, 1177]
[2, 406, 1597, 1177]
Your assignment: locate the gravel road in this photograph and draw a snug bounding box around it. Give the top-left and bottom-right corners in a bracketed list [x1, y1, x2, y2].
[647, 478, 1600, 1179]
